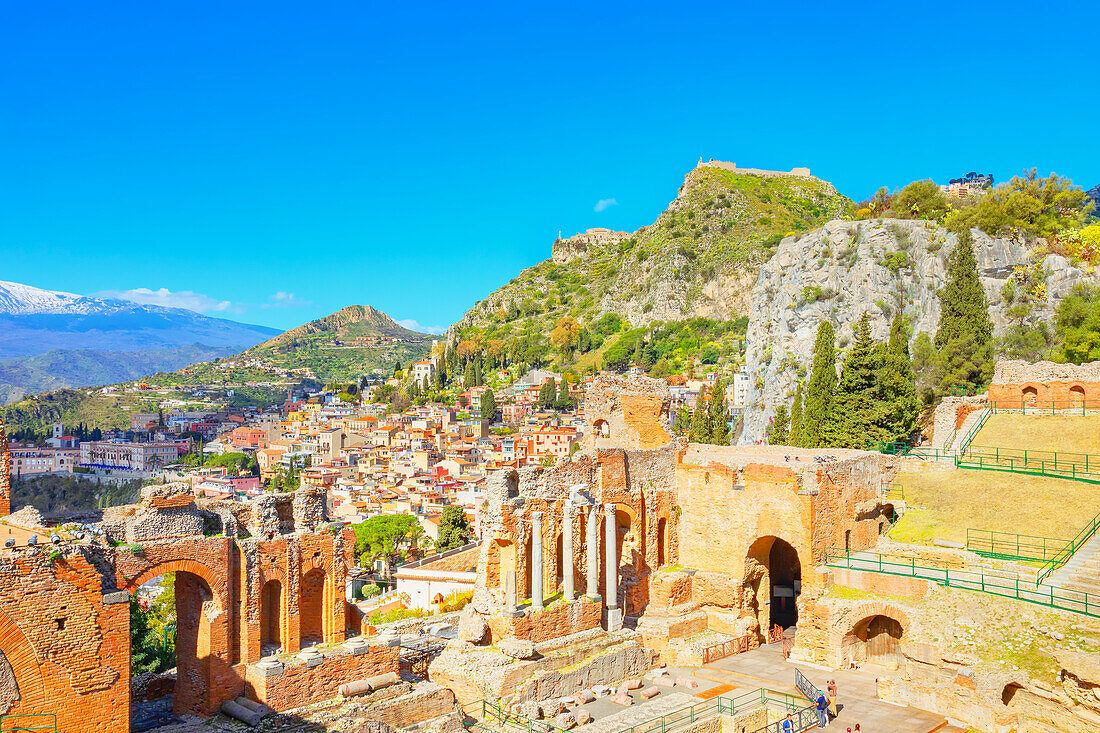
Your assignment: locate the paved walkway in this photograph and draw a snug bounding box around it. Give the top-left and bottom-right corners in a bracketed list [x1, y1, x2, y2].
[700, 643, 947, 733]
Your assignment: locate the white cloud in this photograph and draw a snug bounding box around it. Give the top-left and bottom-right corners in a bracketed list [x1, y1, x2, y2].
[593, 197, 618, 212]
[99, 287, 237, 313]
[261, 292, 312, 309]
[397, 318, 448, 335]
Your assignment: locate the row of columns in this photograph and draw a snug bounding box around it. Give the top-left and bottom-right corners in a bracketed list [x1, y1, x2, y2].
[505, 502, 619, 620]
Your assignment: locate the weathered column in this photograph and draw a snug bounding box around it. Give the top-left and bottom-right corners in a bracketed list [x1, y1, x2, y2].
[586, 506, 601, 603]
[562, 500, 574, 602]
[531, 512, 544, 611]
[504, 569, 522, 618]
[604, 504, 618, 610]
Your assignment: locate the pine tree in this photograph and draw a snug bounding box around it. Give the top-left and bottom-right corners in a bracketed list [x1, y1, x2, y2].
[878, 314, 921, 443]
[709, 377, 730, 445]
[801, 321, 837, 448]
[935, 229, 994, 392]
[770, 404, 790, 445]
[688, 394, 711, 443]
[789, 381, 804, 447]
[830, 314, 888, 448]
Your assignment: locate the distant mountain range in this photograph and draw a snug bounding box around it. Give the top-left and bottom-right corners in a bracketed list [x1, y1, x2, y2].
[0, 280, 280, 403]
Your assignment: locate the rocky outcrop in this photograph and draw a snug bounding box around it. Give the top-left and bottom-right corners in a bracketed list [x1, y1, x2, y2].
[740, 218, 1100, 443]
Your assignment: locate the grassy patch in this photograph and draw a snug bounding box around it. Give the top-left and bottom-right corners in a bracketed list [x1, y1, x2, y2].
[971, 414, 1100, 456]
[890, 468, 1100, 544]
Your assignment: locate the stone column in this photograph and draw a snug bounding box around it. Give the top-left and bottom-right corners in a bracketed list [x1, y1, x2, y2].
[562, 500, 574, 602]
[604, 504, 618, 610]
[531, 512, 544, 611]
[504, 569, 522, 618]
[586, 506, 601, 603]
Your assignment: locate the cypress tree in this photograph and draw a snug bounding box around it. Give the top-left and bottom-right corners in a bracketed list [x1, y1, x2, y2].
[770, 404, 790, 445]
[481, 389, 498, 422]
[878, 314, 921, 442]
[801, 321, 837, 448]
[831, 314, 888, 448]
[935, 229, 994, 392]
[789, 381, 804, 447]
[709, 377, 730, 445]
[675, 406, 691, 435]
[557, 374, 571, 409]
[688, 394, 711, 443]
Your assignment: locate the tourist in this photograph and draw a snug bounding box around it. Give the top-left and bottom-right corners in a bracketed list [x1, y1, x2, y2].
[828, 679, 838, 718]
[816, 690, 830, 727]
[782, 713, 794, 733]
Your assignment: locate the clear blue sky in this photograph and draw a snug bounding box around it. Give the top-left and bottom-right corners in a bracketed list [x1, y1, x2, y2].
[2, 1, 1097, 333]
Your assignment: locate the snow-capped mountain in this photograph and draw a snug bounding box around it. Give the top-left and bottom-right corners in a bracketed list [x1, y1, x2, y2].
[0, 280, 282, 402]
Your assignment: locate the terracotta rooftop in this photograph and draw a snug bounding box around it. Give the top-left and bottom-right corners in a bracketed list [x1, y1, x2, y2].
[412, 545, 480, 573]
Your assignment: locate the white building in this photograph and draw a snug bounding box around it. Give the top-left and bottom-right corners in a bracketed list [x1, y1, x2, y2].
[395, 543, 479, 610]
[731, 372, 749, 408]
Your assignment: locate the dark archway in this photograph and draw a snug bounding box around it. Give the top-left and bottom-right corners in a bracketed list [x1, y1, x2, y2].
[260, 580, 283, 653]
[745, 536, 802, 633]
[1002, 683, 1023, 706]
[1071, 385, 1086, 402]
[844, 614, 903, 669]
[657, 517, 667, 567]
[299, 569, 326, 648]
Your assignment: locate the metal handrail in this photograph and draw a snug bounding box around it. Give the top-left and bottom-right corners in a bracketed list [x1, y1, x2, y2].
[966, 528, 1070, 563]
[1038, 510, 1100, 584]
[826, 547, 1098, 618]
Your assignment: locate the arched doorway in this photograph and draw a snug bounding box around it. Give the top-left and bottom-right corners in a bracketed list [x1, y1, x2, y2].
[843, 615, 903, 669]
[126, 562, 225, 718]
[299, 569, 327, 647]
[1071, 385, 1086, 403]
[594, 420, 610, 439]
[1023, 386, 1039, 405]
[745, 536, 802, 633]
[555, 532, 564, 592]
[260, 580, 284, 653]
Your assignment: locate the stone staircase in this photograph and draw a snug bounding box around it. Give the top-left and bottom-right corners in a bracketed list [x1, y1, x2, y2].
[948, 408, 989, 454]
[1051, 531, 1100, 599]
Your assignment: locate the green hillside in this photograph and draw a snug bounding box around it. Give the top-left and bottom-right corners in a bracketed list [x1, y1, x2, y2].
[454, 164, 853, 373]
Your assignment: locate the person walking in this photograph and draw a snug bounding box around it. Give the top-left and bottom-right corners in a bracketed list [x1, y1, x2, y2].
[782, 713, 795, 733]
[816, 690, 829, 727]
[827, 679, 838, 719]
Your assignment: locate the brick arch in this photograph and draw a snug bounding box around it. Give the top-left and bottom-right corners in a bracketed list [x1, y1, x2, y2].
[0, 605, 45, 715]
[122, 558, 225, 609]
[301, 554, 332, 575]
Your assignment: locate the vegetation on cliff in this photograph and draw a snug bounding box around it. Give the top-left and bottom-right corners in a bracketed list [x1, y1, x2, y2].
[453, 165, 852, 377]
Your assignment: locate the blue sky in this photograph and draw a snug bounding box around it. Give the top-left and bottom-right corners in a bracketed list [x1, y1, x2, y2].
[2, 1, 1097, 333]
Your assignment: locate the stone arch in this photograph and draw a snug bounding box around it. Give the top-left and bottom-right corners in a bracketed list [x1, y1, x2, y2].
[744, 535, 803, 633]
[124, 558, 225, 606]
[1022, 385, 1039, 404]
[594, 420, 610, 439]
[839, 604, 910, 670]
[0, 606, 45, 717]
[1070, 385, 1086, 402]
[614, 504, 638, 565]
[1002, 683, 1024, 706]
[488, 538, 516, 593]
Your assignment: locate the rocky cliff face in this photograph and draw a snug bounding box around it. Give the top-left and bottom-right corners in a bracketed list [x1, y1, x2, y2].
[740, 218, 1100, 443]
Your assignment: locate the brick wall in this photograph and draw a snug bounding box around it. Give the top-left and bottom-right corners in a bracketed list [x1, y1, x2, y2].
[497, 597, 601, 642]
[245, 645, 399, 712]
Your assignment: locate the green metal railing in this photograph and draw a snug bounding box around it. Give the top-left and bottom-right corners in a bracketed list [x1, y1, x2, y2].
[953, 408, 990, 453]
[0, 714, 57, 733]
[955, 452, 1100, 484]
[1038, 510, 1100, 584]
[990, 399, 1100, 414]
[884, 483, 904, 501]
[966, 529, 1069, 563]
[964, 445, 1100, 473]
[464, 689, 816, 733]
[826, 547, 1098, 619]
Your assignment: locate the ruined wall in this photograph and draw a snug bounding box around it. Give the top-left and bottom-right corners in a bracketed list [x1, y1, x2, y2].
[931, 395, 988, 448]
[582, 375, 673, 452]
[245, 645, 399, 712]
[988, 359, 1100, 407]
[0, 549, 129, 733]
